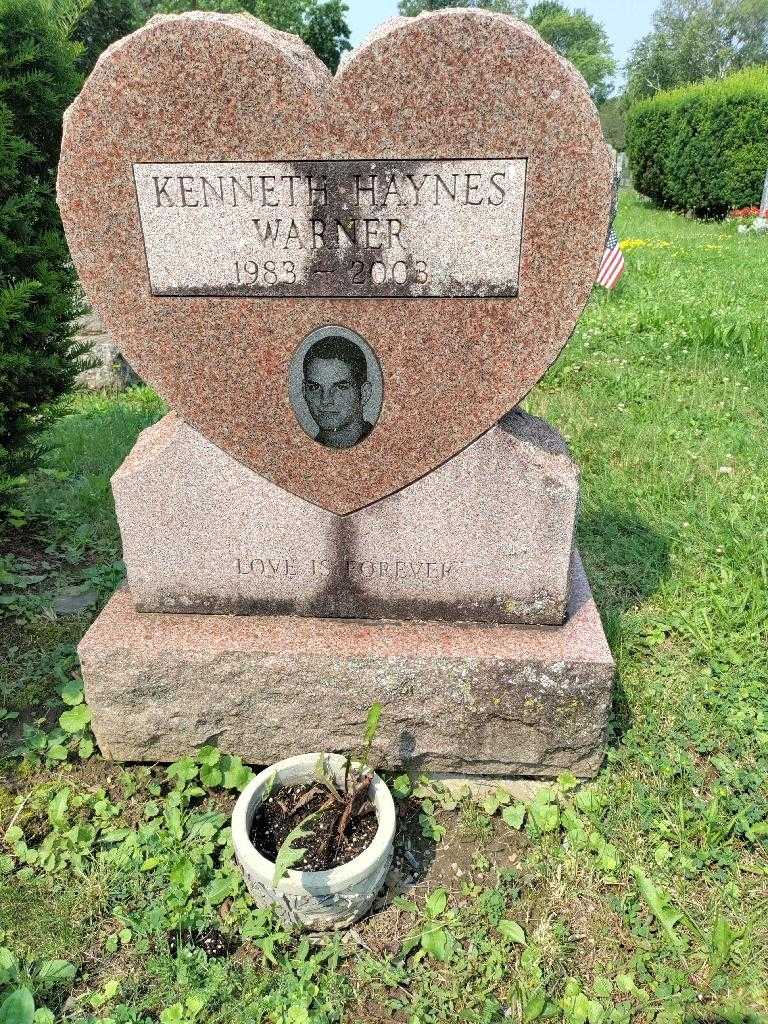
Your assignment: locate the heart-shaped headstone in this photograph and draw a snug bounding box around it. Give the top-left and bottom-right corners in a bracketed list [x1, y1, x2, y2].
[57, 10, 612, 515]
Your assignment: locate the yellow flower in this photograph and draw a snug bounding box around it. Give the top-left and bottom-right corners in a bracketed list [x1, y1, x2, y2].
[619, 238, 649, 251]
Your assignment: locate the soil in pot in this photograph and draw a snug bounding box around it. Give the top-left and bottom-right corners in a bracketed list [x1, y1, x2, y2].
[250, 781, 379, 871]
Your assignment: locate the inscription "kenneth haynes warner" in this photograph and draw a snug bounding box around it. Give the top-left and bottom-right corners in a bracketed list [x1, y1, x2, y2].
[132, 158, 526, 299]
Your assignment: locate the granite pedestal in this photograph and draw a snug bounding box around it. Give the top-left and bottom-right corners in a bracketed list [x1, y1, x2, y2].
[78, 552, 613, 777]
[78, 402, 614, 779]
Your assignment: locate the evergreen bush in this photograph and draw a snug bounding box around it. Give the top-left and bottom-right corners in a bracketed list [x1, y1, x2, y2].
[0, 0, 86, 509]
[73, 0, 141, 74]
[626, 67, 768, 217]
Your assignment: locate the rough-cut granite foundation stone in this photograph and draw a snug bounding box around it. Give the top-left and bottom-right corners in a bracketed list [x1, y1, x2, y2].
[115, 409, 578, 625]
[78, 553, 613, 778]
[57, 9, 613, 514]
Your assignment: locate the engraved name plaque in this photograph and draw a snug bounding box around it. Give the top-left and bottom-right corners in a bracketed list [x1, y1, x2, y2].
[133, 158, 526, 299]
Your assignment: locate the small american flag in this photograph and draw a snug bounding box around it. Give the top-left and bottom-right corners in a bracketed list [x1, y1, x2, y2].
[596, 228, 625, 289]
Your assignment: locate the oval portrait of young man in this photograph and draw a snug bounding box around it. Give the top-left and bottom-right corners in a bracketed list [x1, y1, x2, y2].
[288, 326, 383, 450]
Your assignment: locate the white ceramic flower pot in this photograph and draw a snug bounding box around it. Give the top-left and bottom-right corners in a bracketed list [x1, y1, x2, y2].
[232, 753, 396, 930]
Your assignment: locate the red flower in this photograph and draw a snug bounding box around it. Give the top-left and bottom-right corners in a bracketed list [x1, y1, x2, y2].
[729, 206, 761, 218]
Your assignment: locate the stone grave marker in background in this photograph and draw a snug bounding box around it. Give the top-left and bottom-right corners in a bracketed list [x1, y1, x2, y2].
[756, 166, 768, 231]
[59, 9, 615, 781]
[74, 310, 141, 391]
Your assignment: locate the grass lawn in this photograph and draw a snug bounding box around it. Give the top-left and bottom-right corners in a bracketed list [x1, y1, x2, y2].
[1, 191, 767, 1024]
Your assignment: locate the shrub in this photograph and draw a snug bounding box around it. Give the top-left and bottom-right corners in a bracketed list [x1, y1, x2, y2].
[626, 66, 768, 217]
[0, 0, 86, 510]
[599, 97, 626, 152]
[73, 0, 141, 75]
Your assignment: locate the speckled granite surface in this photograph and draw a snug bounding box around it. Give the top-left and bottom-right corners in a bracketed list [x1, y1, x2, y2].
[57, 9, 613, 515]
[78, 551, 614, 778]
[114, 409, 578, 624]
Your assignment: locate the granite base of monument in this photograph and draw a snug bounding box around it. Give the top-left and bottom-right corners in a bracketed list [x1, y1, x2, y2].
[78, 552, 614, 779]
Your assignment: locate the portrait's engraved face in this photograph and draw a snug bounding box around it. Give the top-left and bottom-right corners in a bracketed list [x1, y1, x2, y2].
[290, 327, 383, 449]
[303, 352, 373, 448]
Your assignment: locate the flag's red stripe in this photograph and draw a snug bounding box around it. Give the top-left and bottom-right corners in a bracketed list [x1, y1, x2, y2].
[601, 264, 624, 288]
[597, 245, 625, 288]
[602, 259, 623, 287]
[607, 251, 626, 286]
[600, 248, 622, 276]
[598, 249, 619, 278]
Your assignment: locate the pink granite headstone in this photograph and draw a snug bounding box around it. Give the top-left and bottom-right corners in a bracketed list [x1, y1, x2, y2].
[66, 12, 616, 779]
[57, 9, 613, 515]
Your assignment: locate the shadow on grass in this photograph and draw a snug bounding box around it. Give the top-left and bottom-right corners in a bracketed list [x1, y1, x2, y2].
[577, 506, 672, 749]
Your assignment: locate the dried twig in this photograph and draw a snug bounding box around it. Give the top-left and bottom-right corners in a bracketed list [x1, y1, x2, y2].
[336, 773, 373, 842]
[289, 784, 324, 816]
[6, 792, 31, 834]
[316, 796, 337, 815]
[286, 794, 336, 822]
[318, 811, 341, 865]
[357, 800, 376, 819]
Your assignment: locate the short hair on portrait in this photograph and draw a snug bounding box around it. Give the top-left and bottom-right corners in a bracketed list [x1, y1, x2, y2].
[303, 336, 368, 387]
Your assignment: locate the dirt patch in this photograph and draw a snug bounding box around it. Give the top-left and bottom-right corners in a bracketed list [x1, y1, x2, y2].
[343, 998, 410, 1024]
[0, 528, 56, 565]
[250, 781, 378, 871]
[359, 801, 528, 947]
[386, 801, 526, 896]
[1, 521, 105, 571]
[349, 905, 410, 958]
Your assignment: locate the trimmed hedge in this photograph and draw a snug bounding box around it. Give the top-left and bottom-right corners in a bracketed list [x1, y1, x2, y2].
[626, 67, 768, 217]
